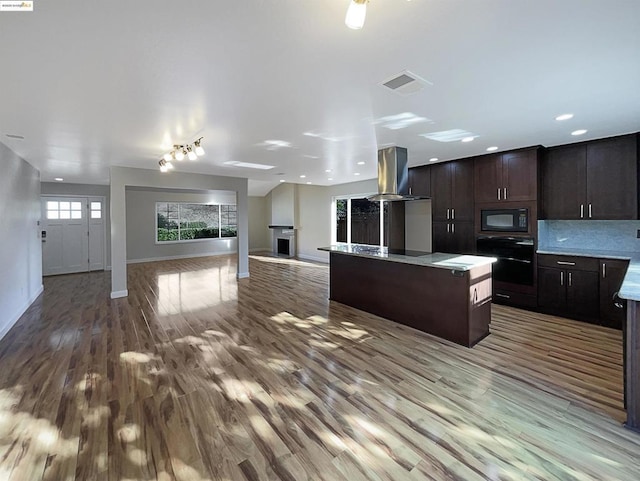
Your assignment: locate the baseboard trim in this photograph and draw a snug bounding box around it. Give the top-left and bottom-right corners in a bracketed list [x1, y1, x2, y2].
[127, 251, 236, 264]
[110, 290, 128, 299]
[297, 253, 329, 264]
[249, 247, 272, 253]
[237, 272, 250, 279]
[0, 284, 44, 341]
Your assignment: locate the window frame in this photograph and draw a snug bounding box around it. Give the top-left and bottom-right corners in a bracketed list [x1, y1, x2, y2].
[155, 201, 237, 244]
[331, 194, 386, 247]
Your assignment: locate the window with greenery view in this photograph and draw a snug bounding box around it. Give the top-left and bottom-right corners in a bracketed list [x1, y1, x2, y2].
[156, 202, 237, 242]
[334, 197, 388, 247]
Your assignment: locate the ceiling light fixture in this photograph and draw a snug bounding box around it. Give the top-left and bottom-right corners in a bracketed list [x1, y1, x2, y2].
[158, 159, 174, 173]
[571, 129, 587, 136]
[194, 137, 205, 156]
[555, 113, 574, 121]
[345, 0, 368, 29]
[461, 136, 475, 143]
[54, 177, 64, 182]
[159, 138, 205, 169]
[486, 146, 499, 152]
[429, 157, 438, 162]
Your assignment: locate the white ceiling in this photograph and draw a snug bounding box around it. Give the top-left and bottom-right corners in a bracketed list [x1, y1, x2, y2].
[1, 0, 639, 196]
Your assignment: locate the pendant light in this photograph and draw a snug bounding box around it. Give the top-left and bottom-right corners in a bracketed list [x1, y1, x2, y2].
[345, 0, 368, 30]
[186, 145, 197, 161]
[194, 137, 205, 156]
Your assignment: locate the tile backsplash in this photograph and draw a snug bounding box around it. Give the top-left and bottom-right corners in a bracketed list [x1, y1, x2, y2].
[538, 220, 640, 252]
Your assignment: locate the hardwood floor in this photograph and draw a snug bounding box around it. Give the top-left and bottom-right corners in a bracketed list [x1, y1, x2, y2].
[1, 253, 639, 480]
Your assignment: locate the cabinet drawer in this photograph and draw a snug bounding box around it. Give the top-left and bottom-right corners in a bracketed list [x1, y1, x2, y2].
[537, 254, 599, 271]
[493, 289, 538, 308]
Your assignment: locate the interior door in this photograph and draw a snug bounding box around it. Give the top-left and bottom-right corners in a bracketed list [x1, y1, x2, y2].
[42, 197, 89, 275]
[88, 198, 105, 271]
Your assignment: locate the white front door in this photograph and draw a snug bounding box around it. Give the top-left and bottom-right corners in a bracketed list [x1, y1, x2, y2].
[41, 197, 93, 276]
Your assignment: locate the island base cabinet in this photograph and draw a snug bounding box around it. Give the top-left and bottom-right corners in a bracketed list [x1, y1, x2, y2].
[328, 253, 492, 347]
[600, 259, 629, 329]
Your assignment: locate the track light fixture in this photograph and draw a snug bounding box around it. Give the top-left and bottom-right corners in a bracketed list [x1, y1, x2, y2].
[158, 138, 205, 171]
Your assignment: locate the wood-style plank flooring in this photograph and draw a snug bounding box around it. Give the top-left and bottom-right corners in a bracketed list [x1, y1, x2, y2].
[1, 253, 639, 480]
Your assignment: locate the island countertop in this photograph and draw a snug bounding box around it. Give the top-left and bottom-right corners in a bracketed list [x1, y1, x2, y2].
[318, 244, 497, 271]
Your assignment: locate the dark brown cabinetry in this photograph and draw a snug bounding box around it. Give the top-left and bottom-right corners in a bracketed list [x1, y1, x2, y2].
[432, 221, 474, 254]
[538, 255, 599, 322]
[541, 135, 638, 220]
[408, 165, 431, 197]
[474, 148, 539, 203]
[431, 159, 474, 254]
[431, 160, 474, 222]
[599, 259, 629, 329]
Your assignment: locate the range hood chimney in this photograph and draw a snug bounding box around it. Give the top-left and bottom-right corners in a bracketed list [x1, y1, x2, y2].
[368, 146, 424, 201]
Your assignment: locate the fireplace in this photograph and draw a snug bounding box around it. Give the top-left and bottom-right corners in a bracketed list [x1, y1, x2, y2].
[269, 225, 296, 257]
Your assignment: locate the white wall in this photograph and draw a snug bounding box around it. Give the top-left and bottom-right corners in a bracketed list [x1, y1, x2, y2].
[270, 183, 297, 226]
[41, 182, 112, 267]
[0, 142, 42, 339]
[248, 196, 270, 251]
[125, 188, 237, 263]
[405, 200, 432, 252]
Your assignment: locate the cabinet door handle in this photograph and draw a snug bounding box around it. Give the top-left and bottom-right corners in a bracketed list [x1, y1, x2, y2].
[603, 263, 606, 278]
[452, 223, 455, 234]
[409, 187, 412, 195]
[497, 188, 501, 200]
[504, 187, 507, 200]
[568, 272, 572, 287]
[451, 208, 455, 220]
[589, 203, 592, 218]
[447, 223, 450, 233]
[556, 261, 576, 266]
[446, 208, 450, 220]
[580, 204, 584, 218]
[560, 271, 564, 286]
[495, 293, 511, 299]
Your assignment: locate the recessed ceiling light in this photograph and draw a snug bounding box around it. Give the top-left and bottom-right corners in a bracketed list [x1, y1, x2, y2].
[300, 175, 306, 178]
[429, 157, 438, 162]
[306, 182, 312, 185]
[6, 133, 25, 140]
[461, 136, 475, 143]
[55, 178, 64, 182]
[571, 129, 587, 136]
[486, 146, 499, 152]
[325, 169, 332, 173]
[279, 179, 285, 183]
[354, 173, 361, 176]
[357, 161, 365, 165]
[374, 112, 431, 130]
[260, 139, 292, 151]
[555, 113, 574, 121]
[328, 178, 333, 181]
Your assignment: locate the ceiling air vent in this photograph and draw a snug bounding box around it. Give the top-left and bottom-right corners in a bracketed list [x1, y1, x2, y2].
[381, 70, 431, 96]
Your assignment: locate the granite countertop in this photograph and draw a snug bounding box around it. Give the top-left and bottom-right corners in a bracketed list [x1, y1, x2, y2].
[318, 244, 497, 271]
[537, 246, 640, 301]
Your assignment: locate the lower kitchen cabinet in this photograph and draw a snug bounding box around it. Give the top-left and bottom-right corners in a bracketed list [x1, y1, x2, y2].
[538, 255, 600, 322]
[599, 259, 629, 329]
[433, 221, 474, 254]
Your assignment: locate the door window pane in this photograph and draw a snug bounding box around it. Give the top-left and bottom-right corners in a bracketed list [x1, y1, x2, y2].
[60, 202, 70, 210]
[71, 211, 82, 219]
[47, 210, 59, 219]
[60, 211, 71, 219]
[350, 198, 380, 246]
[47, 201, 58, 210]
[91, 211, 102, 219]
[336, 199, 347, 243]
[71, 202, 82, 210]
[91, 202, 101, 210]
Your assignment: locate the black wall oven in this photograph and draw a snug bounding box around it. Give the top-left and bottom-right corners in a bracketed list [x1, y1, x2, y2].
[476, 236, 534, 286]
[481, 208, 528, 233]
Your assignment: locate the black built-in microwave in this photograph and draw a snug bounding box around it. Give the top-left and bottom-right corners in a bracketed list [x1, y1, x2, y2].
[480, 208, 528, 232]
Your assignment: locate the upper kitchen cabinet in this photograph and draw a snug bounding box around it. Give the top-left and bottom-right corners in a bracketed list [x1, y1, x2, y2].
[474, 148, 539, 203]
[541, 134, 638, 220]
[408, 165, 431, 197]
[431, 159, 474, 222]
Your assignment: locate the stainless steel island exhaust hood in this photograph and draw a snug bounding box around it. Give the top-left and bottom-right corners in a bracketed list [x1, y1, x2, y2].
[368, 146, 427, 201]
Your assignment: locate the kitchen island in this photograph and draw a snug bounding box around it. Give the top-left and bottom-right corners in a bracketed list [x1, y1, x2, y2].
[319, 244, 497, 347]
